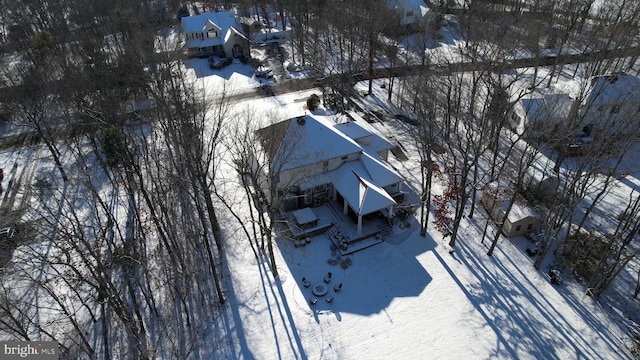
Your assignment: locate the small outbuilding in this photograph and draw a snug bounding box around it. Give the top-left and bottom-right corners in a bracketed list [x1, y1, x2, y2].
[481, 181, 540, 238]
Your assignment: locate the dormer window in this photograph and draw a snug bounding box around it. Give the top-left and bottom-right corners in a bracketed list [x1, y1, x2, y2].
[207, 29, 218, 38]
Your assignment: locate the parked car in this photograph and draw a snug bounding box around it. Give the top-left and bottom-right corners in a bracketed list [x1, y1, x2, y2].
[0, 224, 17, 250]
[208, 56, 232, 70]
[0, 224, 16, 240]
[526, 241, 542, 256]
[254, 66, 273, 78]
[525, 245, 539, 257]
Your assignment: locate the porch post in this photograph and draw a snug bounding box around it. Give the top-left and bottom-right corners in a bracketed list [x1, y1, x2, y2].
[357, 215, 363, 234]
[343, 199, 348, 215]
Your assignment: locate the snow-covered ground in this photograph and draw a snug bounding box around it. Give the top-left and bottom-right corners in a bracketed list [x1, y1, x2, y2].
[175, 56, 637, 357]
[1, 10, 638, 356]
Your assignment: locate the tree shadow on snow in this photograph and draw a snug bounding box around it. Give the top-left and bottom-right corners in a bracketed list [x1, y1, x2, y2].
[278, 227, 435, 318]
[435, 238, 632, 359]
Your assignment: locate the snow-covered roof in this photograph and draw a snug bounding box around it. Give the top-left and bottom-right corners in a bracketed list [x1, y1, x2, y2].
[356, 152, 403, 187]
[181, 11, 239, 34]
[335, 120, 372, 140]
[387, 0, 429, 12]
[335, 113, 395, 156]
[293, 207, 317, 225]
[333, 165, 397, 216]
[225, 26, 248, 43]
[257, 115, 362, 172]
[520, 93, 572, 124]
[387, 0, 431, 25]
[502, 199, 539, 223]
[586, 73, 640, 107]
[258, 114, 403, 215]
[485, 181, 538, 223]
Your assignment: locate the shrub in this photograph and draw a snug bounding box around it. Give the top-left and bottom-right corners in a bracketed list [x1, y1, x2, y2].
[306, 94, 320, 111]
[100, 128, 128, 168]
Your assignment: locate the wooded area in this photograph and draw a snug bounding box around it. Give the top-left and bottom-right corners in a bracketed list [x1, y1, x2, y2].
[0, 0, 639, 357]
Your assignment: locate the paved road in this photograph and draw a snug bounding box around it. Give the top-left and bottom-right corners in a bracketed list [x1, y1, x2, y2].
[234, 45, 640, 101]
[2, 45, 638, 149]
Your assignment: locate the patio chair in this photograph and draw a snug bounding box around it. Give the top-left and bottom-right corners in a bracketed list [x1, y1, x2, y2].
[324, 272, 332, 283]
[333, 282, 342, 292]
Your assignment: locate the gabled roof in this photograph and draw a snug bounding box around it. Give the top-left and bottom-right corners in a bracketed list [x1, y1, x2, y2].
[586, 73, 640, 107]
[387, 0, 431, 24]
[181, 11, 240, 34]
[225, 26, 249, 42]
[355, 152, 402, 187]
[521, 93, 572, 124]
[257, 115, 362, 171]
[203, 19, 221, 33]
[257, 114, 404, 216]
[333, 166, 397, 216]
[503, 199, 539, 223]
[485, 181, 538, 223]
[335, 112, 395, 155]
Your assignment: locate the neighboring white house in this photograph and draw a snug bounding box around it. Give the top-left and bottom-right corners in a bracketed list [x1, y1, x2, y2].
[579, 72, 640, 136]
[509, 73, 640, 142]
[256, 113, 405, 234]
[480, 181, 540, 238]
[508, 93, 573, 136]
[387, 0, 436, 30]
[181, 11, 250, 58]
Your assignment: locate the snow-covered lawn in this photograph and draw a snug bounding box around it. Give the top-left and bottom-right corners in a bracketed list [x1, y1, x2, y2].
[218, 199, 632, 359]
[189, 65, 636, 357]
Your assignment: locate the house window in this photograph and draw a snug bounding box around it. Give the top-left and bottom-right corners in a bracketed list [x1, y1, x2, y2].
[341, 155, 348, 160]
[510, 112, 521, 125]
[304, 189, 312, 205]
[207, 30, 218, 38]
[527, 223, 533, 230]
[516, 225, 522, 232]
[406, 10, 415, 17]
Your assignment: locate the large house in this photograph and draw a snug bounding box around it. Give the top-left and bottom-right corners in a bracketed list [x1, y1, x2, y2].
[579, 72, 640, 137]
[508, 93, 573, 136]
[181, 11, 250, 58]
[256, 113, 405, 233]
[387, 0, 436, 31]
[509, 73, 640, 140]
